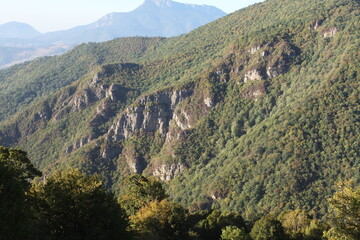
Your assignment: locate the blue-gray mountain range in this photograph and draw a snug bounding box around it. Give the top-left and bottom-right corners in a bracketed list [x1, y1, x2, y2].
[0, 0, 226, 68]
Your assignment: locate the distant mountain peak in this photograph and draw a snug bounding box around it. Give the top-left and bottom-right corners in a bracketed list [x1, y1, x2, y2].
[0, 21, 40, 39]
[144, 0, 172, 7]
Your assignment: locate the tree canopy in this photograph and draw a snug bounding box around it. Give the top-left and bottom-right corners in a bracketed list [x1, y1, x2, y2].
[324, 180, 360, 240]
[0, 147, 41, 239]
[28, 169, 130, 240]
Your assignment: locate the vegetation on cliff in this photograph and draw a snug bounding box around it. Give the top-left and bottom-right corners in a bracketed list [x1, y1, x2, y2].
[0, 0, 359, 224]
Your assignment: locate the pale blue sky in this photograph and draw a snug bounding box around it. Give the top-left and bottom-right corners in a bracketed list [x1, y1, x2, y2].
[0, 0, 264, 33]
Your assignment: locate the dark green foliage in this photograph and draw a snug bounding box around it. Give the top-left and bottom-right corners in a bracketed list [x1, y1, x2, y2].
[119, 174, 168, 216]
[250, 215, 286, 240]
[29, 170, 130, 240]
[0, 0, 359, 223]
[193, 210, 247, 240]
[1, 145, 358, 239]
[0, 147, 41, 239]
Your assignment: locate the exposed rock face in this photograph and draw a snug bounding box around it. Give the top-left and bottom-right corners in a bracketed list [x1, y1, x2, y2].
[309, 19, 323, 30]
[266, 42, 299, 79]
[127, 156, 146, 174]
[173, 109, 192, 130]
[248, 45, 262, 54]
[33, 106, 52, 122]
[241, 84, 266, 101]
[108, 89, 193, 141]
[70, 88, 99, 111]
[323, 27, 338, 38]
[101, 144, 121, 159]
[89, 100, 115, 127]
[261, 50, 270, 57]
[69, 83, 123, 112]
[165, 125, 184, 144]
[153, 163, 184, 181]
[65, 135, 94, 154]
[204, 97, 214, 107]
[61, 72, 127, 153]
[106, 84, 123, 101]
[267, 64, 289, 79]
[244, 69, 264, 83]
[121, 145, 147, 173]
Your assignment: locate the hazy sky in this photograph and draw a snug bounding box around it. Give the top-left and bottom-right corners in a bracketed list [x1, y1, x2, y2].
[0, 0, 264, 33]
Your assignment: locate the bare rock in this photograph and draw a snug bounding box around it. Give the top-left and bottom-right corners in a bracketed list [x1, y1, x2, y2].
[70, 88, 98, 112]
[107, 88, 193, 141]
[204, 97, 214, 107]
[241, 84, 266, 101]
[248, 45, 262, 54]
[122, 146, 147, 174]
[244, 69, 264, 83]
[165, 124, 184, 144]
[267, 64, 288, 79]
[173, 109, 192, 130]
[309, 19, 324, 30]
[323, 27, 338, 38]
[153, 163, 184, 182]
[65, 135, 94, 154]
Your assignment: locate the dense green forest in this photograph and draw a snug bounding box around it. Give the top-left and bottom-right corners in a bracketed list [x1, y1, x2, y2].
[1, 146, 359, 239]
[0, 0, 359, 235]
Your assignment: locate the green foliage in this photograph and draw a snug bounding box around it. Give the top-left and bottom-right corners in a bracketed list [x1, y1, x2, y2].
[221, 226, 251, 240]
[29, 169, 129, 240]
[0, 37, 164, 122]
[278, 210, 324, 239]
[193, 210, 247, 240]
[250, 215, 286, 240]
[0, 146, 41, 239]
[130, 199, 189, 240]
[1, 146, 358, 240]
[0, 0, 359, 224]
[324, 180, 360, 240]
[119, 174, 168, 216]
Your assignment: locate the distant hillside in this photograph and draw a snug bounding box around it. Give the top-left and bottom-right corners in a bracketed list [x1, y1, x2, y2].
[0, 22, 41, 39]
[0, 0, 226, 68]
[38, 0, 226, 45]
[0, 0, 359, 220]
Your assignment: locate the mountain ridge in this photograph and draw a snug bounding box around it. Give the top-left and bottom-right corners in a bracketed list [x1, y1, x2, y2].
[38, 0, 226, 44]
[0, 0, 359, 219]
[0, 21, 41, 39]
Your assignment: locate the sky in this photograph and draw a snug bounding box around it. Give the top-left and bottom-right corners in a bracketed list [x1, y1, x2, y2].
[0, 0, 264, 33]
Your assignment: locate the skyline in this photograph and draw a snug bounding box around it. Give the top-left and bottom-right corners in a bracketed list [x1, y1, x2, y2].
[0, 0, 263, 33]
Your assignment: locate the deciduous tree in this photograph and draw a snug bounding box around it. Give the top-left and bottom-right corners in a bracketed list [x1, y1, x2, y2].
[324, 180, 360, 240]
[130, 199, 188, 240]
[29, 169, 129, 240]
[0, 147, 41, 239]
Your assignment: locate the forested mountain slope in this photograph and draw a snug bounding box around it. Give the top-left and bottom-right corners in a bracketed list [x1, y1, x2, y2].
[0, 0, 359, 219]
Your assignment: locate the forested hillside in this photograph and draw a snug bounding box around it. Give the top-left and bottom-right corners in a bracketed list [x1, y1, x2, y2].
[0, 0, 359, 223]
[2, 146, 358, 239]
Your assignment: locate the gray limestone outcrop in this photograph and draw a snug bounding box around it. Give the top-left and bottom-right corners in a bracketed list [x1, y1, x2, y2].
[107, 88, 193, 141]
